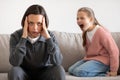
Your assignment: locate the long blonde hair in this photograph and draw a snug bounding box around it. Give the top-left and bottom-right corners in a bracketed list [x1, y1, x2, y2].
[78, 7, 101, 46]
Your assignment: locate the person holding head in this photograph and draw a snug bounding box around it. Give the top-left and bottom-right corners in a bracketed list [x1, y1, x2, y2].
[8, 4, 65, 80]
[68, 7, 119, 77]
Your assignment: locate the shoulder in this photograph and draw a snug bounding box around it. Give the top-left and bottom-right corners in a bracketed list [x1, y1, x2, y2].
[48, 30, 55, 37]
[95, 26, 114, 43]
[10, 29, 23, 39]
[96, 26, 111, 37]
[48, 30, 58, 42]
[11, 29, 22, 36]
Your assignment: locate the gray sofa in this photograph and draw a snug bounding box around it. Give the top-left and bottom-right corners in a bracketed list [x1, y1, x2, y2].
[0, 31, 120, 80]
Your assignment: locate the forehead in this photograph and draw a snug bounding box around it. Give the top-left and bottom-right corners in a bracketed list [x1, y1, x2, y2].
[28, 14, 44, 22]
[77, 11, 88, 17]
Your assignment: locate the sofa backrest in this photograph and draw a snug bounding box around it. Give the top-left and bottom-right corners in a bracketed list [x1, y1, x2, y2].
[0, 34, 11, 73]
[111, 32, 120, 74]
[53, 31, 120, 73]
[0, 32, 120, 73]
[53, 31, 85, 71]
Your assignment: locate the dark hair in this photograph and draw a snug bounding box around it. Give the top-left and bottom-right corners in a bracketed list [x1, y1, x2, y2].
[21, 4, 49, 28]
[78, 7, 101, 46]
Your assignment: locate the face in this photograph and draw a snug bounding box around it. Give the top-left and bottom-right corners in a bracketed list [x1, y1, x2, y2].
[77, 11, 92, 32]
[27, 14, 43, 38]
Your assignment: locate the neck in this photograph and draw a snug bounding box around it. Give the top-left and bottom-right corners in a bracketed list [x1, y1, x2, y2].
[87, 25, 96, 32]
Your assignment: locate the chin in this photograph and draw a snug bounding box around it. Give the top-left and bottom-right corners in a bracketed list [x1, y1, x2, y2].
[33, 35, 39, 38]
[29, 35, 38, 38]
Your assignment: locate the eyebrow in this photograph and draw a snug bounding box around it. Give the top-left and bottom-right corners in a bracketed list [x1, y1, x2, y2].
[28, 21, 42, 23]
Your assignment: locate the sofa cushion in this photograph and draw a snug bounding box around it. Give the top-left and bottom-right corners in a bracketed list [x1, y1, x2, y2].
[0, 34, 11, 72]
[0, 73, 8, 80]
[66, 72, 120, 80]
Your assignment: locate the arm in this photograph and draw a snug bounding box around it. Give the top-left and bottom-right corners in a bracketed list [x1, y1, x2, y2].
[40, 17, 62, 66]
[9, 33, 27, 66]
[100, 31, 119, 76]
[45, 31, 63, 66]
[10, 17, 28, 66]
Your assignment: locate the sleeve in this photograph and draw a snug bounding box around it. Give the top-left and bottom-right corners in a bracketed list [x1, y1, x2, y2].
[100, 31, 119, 72]
[45, 31, 63, 66]
[9, 34, 27, 66]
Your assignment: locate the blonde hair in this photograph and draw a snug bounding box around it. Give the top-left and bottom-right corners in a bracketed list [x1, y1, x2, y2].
[78, 7, 100, 46]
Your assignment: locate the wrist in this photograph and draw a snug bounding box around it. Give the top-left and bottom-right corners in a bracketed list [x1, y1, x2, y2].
[45, 35, 51, 39]
[107, 71, 117, 76]
[22, 34, 27, 38]
[43, 33, 50, 39]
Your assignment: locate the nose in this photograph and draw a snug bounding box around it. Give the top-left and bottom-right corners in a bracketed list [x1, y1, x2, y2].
[33, 24, 38, 31]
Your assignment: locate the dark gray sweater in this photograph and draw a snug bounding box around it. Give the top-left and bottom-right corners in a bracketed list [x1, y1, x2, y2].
[9, 29, 63, 70]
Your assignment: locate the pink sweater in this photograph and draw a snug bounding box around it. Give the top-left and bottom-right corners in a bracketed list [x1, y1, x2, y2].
[84, 26, 119, 72]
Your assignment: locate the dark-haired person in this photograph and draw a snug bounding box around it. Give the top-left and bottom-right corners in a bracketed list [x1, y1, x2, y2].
[8, 4, 65, 80]
[68, 7, 119, 77]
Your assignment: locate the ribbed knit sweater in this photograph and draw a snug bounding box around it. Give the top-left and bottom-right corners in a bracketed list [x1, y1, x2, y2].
[84, 25, 119, 72]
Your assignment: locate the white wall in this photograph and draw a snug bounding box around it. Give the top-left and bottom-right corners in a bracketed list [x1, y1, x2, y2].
[0, 0, 120, 34]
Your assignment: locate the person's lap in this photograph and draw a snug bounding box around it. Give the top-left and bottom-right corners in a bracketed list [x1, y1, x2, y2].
[36, 65, 65, 80]
[68, 60, 109, 77]
[68, 60, 86, 74]
[8, 65, 65, 80]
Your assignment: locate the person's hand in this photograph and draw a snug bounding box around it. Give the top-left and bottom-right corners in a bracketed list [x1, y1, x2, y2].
[106, 72, 117, 76]
[22, 17, 28, 38]
[40, 17, 51, 39]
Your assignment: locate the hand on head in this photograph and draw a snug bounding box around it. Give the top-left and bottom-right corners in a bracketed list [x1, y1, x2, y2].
[22, 17, 28, 38]
[40, 17, 50, 39]
[22, 16, 50, 39]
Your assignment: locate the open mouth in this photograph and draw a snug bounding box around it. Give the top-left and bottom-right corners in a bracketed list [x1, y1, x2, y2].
[79, 24, 84, 28]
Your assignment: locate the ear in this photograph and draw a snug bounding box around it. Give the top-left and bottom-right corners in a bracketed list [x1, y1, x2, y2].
[89, 17, 94, 24]
[89, 17, 93, 22]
